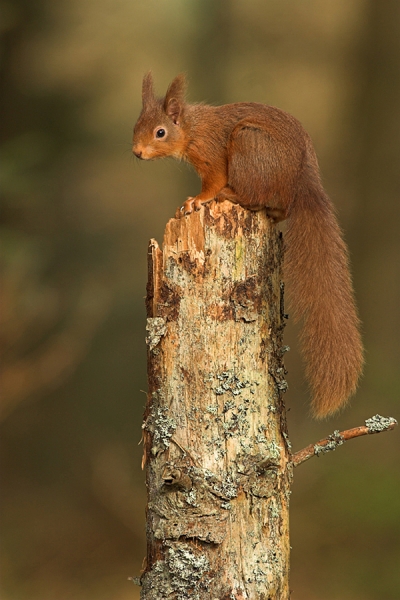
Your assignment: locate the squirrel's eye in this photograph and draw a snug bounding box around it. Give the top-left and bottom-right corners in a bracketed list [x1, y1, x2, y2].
[155, 128, 166, 139]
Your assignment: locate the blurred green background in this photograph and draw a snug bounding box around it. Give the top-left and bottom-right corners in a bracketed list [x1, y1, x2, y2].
[1, 1, 399, 599]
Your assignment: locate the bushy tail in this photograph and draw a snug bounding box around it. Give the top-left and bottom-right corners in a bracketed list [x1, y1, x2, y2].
[285, 169, 364, 418]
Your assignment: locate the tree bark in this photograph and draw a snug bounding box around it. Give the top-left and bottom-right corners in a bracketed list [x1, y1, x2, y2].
[141, 201, 292, 600]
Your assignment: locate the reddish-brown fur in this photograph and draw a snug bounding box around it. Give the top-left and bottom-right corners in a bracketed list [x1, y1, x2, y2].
[133, 73, 364, 418]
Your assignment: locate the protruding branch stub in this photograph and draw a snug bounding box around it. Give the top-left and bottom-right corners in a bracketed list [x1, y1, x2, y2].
[292, 414, 398, 467]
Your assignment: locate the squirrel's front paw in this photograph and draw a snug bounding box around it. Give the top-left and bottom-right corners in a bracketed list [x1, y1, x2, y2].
[181, 197, 195, 215]
[177, 196, 214, 218]
[178, 196, 204, 217]
[175, 198, 194, 219]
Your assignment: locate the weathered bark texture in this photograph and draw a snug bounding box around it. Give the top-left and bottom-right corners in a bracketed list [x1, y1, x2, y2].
[141, 201, 292, 600]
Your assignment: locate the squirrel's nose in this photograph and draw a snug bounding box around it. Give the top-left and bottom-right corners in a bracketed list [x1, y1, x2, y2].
[133, 149, 142, 159]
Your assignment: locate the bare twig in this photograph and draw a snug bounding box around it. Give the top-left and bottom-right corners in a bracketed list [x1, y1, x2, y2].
[292, 415, 398, 467]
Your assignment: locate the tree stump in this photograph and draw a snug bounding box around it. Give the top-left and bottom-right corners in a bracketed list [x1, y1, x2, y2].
[141, 201, 292, 599]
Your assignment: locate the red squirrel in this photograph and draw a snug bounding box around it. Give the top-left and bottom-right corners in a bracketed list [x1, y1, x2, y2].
[132, 73, 364, 418]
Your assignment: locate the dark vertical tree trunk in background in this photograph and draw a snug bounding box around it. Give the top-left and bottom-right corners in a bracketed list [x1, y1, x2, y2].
[141, 202, 292, 599]
[352, 0, 400, 360]
[189, 0, 233, 102]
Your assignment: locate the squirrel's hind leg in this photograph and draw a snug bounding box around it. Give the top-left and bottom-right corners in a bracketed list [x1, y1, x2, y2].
[226, 123, 297, 218]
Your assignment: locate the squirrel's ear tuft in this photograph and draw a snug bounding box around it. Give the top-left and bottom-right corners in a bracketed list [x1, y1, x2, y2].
[142, 72, 155, 106]
[164, 74, 187, 124]
[165, 74, 187, 104]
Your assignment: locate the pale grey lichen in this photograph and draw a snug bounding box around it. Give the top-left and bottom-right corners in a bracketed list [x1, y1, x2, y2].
[314, 430, 343, 456]
[145, 317, 166, 350]
[222, 403, 251, 439]
[253, 564, 267, 583]
[166, 543, 210, 600]
[144, 394, 177, 456]
[223, 400, 236, 413]
[268, 498, 280, 519]
[365, 414, 397, 433]
[185, 489, 199, 507]
[239, 438, 253, 453]
[140, 560, 171, 598]
[277, 380, 288, 392]
[267, 548, 280, 569]
[255, 430, 268, 444]
[266, 440, 282, 460]
[213, 370, 253, 397]
[196, 468, 238, 500]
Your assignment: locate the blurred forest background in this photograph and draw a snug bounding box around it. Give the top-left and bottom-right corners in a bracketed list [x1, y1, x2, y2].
[1, 0, 399, 599]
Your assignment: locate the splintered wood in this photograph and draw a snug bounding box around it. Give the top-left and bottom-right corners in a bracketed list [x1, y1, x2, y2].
[141, 201, 291, 600]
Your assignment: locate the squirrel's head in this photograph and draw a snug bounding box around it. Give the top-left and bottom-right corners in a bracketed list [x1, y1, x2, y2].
[132, 73, 187, 160]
